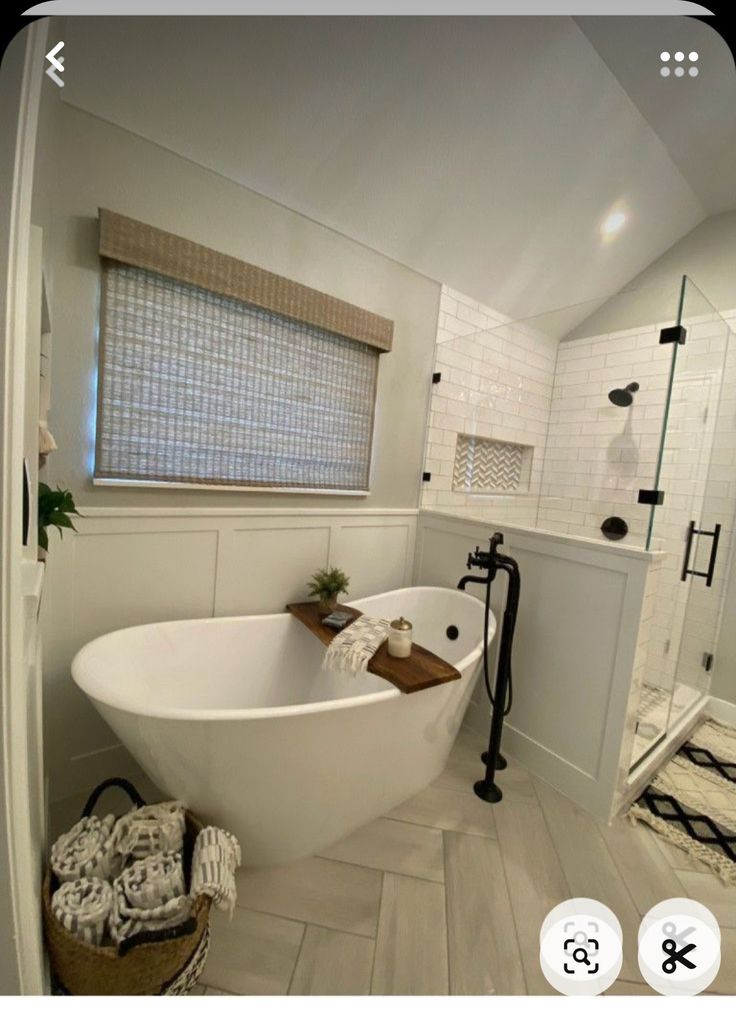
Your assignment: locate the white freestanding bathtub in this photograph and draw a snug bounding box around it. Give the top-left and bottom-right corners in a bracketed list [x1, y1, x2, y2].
[72, 586, 493, 866]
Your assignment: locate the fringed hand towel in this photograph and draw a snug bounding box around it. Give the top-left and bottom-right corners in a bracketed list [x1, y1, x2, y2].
[190, 827, 241, 915]
[50, 814, 117, 884]
[113, 800, 186, 864]
[110, 850, 191, 945]
[323, 616, 390, 674]
[51, 877, 113, 946]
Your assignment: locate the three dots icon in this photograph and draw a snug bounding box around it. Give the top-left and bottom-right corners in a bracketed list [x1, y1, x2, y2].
[660, 50, 699, 78]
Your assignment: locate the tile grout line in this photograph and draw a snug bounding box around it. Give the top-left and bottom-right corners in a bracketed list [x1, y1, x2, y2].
[493, 814, 538, 996]
[600, 820, 688, 915]
[470, 825, 529, 995]
[368, 871, 385, 995]
[228, 902, 378, 940]
[533, 777, 573, 876]
[534, 777, 649, 988]
[441, 829, 453, 996]
[379, 812, 497, 840]
[312, 855, 445, 885]
[285, 923, 309, 995]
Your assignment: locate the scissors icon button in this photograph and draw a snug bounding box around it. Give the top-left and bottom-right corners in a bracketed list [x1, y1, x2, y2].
[638, 899, 721, 994]
[662, 937, 696, 974]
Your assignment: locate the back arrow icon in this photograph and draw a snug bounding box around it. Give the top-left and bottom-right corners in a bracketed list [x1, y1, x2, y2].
[45, 41, 64, 87]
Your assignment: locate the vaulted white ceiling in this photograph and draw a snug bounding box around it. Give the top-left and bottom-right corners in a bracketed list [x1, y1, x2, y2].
[59, 15, 734, 321]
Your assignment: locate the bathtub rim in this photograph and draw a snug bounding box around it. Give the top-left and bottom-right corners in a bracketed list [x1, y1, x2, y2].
[71, 585, 494, 722]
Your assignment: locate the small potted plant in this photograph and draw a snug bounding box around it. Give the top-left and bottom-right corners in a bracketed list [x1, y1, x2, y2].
[38, 482, 80, 560]
[307, 567, 350, 617]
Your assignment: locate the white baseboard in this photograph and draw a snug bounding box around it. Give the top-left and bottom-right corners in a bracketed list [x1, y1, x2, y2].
[706, 695, 736, 727]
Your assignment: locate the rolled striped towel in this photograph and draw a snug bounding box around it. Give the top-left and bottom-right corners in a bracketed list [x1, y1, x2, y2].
[51, 877, 113, 946]
[323, 616, 390, 674]
[190, 827, 241, 915]
[50, 814, 117, 884]
[110, 850, 191, 945]
[113, 800, 186, 864]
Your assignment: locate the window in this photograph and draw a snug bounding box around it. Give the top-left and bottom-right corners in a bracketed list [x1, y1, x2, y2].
[94, 210, 393, 493]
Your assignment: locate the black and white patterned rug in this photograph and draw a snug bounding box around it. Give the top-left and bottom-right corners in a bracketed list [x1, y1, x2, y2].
[628, 718, 736, 886]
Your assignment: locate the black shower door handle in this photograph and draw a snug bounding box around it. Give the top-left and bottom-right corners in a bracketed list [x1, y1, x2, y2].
[705, 523, 722, 587]
[681, 520, 722, 587]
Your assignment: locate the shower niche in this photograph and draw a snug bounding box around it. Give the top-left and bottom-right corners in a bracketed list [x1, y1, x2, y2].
[452, 434, 534, 495]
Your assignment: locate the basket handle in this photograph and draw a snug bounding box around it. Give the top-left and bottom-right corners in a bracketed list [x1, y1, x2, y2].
[81, 777, 146, 819]
[116, 916, 198, 957]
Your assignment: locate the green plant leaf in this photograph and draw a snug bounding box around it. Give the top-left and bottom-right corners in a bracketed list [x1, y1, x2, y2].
[48, 513, 76, 529]
[307, 566, 349, 600]
[37, 484, 81, 553]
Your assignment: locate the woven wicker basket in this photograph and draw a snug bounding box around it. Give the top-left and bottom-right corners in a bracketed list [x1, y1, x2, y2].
[42, 778, 211, 995]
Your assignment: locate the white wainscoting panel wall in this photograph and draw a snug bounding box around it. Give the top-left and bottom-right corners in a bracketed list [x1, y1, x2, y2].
[41, 508, 417, 801]
[414, 511, 655, 820]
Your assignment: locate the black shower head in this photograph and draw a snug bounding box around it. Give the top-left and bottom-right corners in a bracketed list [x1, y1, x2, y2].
[608, 381, 639, 407]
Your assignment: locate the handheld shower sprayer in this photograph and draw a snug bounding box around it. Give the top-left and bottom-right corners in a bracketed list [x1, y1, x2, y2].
[458, 532, 521, 804]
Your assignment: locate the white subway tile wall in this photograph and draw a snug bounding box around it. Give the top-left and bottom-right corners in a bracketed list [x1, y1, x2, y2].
[538, 323, 670, 544]
[422, 286, 557, 527]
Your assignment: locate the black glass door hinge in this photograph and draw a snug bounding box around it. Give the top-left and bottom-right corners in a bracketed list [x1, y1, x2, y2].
[702, 652, 714, 673]
[432, 372, 442, 384]
[422, 471, 432, 482]
[638, 489, 665, 506]
[659, 325, 687, 345]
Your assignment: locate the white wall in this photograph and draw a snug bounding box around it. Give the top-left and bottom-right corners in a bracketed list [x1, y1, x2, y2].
[540, 321, 667, 546]
[41, 508, 417, 802]
[421, 286, 557, 527]
[35, 101, 445, 803]
[569, 213, 736, 341]
[44, 103, 440, 512]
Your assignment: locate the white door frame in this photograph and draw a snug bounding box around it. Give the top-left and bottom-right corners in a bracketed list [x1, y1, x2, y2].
[1, 19, 48, 995]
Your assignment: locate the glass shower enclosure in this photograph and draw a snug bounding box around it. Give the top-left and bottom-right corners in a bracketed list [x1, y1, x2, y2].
[639, 277, 736, 768]
[422, 275, 735, 772]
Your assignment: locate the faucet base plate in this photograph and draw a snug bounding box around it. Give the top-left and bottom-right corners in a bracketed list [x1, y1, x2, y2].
[474, 779, 503, 804]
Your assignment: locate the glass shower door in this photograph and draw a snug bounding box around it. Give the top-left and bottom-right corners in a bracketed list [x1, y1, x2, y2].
[646, 276, 735, 737]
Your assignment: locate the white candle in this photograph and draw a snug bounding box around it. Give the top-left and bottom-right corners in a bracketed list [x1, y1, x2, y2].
[387, 617, 412, 658]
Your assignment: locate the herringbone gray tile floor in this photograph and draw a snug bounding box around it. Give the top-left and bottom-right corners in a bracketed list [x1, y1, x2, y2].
[194, 727, 736, 995]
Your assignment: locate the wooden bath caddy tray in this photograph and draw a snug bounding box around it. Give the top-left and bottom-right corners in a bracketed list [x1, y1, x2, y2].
[286, 601, 461, 694]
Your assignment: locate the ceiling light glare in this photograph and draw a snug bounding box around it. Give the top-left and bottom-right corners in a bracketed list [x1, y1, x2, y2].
[689, 66, 699, 77]
[601, 211, 627, 236]
[660, 66, 671, 77]
[674, 51, 684, 61]
[660, 51, 670, 61]
[689, 51, 699, 61]
[675, 66, 685, 77]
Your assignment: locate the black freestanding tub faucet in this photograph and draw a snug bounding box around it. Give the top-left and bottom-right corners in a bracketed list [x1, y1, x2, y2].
[458, 532, 521, 804]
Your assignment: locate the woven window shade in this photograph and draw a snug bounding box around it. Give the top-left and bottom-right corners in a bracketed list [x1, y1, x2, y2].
[98, 209, 393, 351]
[95, 262, 379, 491]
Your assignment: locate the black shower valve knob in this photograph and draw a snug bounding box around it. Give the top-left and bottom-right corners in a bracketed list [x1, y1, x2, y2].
[468, 547, 491, 570]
